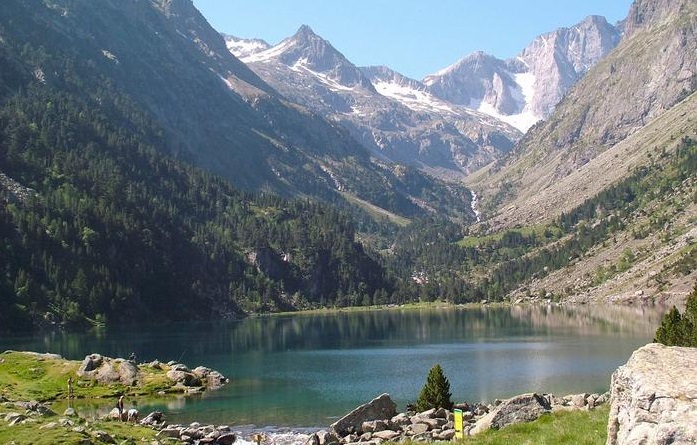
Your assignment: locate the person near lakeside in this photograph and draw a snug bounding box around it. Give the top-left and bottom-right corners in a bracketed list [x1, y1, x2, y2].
[67, 376, 74, 398]
[116, 395, 124, 421]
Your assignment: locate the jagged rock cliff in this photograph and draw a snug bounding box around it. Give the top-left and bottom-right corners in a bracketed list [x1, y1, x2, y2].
[424, 15, 620, 132]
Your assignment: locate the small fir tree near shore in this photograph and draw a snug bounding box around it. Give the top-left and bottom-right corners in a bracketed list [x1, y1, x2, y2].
[416, 364, 454, 411]
[655, 282, 697, 347]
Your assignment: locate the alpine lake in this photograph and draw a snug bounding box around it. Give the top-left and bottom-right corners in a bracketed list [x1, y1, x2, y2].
[0, 304, 664, 430]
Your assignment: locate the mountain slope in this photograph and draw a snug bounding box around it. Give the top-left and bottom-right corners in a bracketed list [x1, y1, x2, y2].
[471, 0, 697, 226]
[230, 27, 521, 178]
[0, 0, 477, 224]
[0, 83, 393, 331]
[424, 16, 620, 132]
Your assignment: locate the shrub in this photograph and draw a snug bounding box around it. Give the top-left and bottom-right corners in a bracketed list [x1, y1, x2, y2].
[654, 282, 697, 346]
[416, 364, 453, 411]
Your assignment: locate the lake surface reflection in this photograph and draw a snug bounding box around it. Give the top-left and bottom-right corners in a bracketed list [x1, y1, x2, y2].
[1, 304, 664, 428]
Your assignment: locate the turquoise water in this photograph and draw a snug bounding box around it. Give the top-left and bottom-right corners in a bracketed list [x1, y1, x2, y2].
[0, 304, 663, 428]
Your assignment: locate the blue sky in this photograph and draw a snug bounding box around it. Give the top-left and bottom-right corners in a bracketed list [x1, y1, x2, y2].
[191, 0, 633, 80]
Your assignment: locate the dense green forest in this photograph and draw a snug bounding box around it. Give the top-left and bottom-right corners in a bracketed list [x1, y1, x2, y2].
[0, 84, 395, 331]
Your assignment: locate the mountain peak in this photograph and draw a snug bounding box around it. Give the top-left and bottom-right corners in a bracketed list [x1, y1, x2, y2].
[294, 24, 319, 39]
[245, 25, 376, 92]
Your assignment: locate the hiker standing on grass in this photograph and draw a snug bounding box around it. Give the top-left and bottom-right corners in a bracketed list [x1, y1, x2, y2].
[116, 395, 124, 421]
[67, 376, 74, 398]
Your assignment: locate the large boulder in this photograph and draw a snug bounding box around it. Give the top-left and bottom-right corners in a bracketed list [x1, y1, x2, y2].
[77, 354, 103, 374]
[77, 354, 138, 385]
[117, 360, 139, 385]
[469, 393, 551, 435]
[329, 393, 397, 437]
[606, 343, 697, 445]
[166, 369, 202, 387]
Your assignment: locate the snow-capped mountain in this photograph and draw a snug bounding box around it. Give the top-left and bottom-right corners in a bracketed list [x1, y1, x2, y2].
[424, 15, 621, 132]
[227, 26, 521, 177]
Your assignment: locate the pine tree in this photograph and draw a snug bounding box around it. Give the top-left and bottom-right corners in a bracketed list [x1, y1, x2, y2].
[654, 282, 697, 347]
[654, 306, 685, 346]
[416, 364, 453, 411]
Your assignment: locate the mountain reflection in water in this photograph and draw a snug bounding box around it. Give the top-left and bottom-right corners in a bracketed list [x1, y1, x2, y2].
[0, 304, 664, 427]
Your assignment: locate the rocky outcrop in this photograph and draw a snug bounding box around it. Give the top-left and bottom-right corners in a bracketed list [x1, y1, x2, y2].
[76, 354, 228, 392]
[308, 391, 606, 444]
[77, 354, 138, 386]
[606, 343, 697, 445]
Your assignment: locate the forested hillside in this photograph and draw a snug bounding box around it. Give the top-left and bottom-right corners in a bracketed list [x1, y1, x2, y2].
[0, 83, 393, 332]
[386, 135, 696, 304]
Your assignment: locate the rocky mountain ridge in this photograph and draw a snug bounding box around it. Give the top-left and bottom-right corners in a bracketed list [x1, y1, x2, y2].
[228, 26, 521, 178]
[463, 0, 697, 307]
[423, 15, 621, 132]
[0, 0, 478, 223]
[472, 0, 697, 221]
[227, 14, 622, 179]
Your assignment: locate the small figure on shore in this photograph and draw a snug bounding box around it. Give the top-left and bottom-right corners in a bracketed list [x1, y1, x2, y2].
[67, 376, 74, 398]
[252, 433, 265, 445]
[116, 395, 124, 421]
[128, 352, 136, 363]
[127, 408, 139, 422]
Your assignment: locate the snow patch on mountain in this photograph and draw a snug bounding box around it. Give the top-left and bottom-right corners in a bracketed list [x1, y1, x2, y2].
[291, 59, 356, 92]
[223, 35, 270, 60]
[471, 71, 540, 132]
[372, 80, 456, 115]
[241, 38, 294, 64]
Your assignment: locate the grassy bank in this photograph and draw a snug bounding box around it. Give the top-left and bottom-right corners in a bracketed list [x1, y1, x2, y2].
[455, 406, 609, 445]
[0, 351, 177, 402]
[0, 350, 213, 444]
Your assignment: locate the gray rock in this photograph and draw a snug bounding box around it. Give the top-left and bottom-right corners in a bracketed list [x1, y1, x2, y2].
[63, 407, 77, 417]
[140, 411, 164, 426]
[58, 418, 74, 427]
[411, 416, 440, 429]
[166, 370, 202, 387]
[118, 360, 139, 385]
[433, 407, 449, 419]
[390, 412, 410, 427]
[469, 393, 551, 435]
[416, 408, 436, 418]
[315, 429, 340, 445]
[77, 354, 103, 374]
[217, 432, 237, 445]
[405, 422, 429, 436]
[192, 366, 211, 378]
[329, 393, 397, 437]
[91, 430, 116, 444]
[607, 343, 697, 445]
[570, 393, 588, 408]
[372, 430, 400, 441]
[361, 419, 389, 433]
[434, 429, 456, 440]
[472, 404, 489, 416]
[6, 413, 27, 426]
[156, 427, 182, 438]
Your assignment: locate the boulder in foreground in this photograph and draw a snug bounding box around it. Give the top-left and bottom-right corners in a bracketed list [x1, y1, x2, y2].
[329, 393, 397, 437]
[607, 343, 697, 445]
